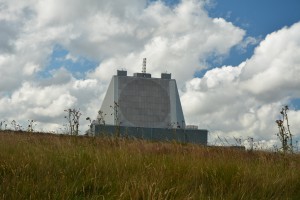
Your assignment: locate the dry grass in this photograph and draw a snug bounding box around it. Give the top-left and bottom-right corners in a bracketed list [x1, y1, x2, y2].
[1, 130, 300, 199]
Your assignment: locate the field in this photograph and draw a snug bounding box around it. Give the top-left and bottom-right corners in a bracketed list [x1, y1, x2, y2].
[1, 131, 300, 199]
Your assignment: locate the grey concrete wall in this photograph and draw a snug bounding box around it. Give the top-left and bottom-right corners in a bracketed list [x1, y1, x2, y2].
[92, 124, 208, 145]
[98, 76, 116, 125]
[97, 73, 186, 129]
[118, 76, 171, 128]
[169, 80, 185, 128]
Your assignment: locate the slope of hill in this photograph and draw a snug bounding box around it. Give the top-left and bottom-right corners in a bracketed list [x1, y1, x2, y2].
[1, 131, 300, 199]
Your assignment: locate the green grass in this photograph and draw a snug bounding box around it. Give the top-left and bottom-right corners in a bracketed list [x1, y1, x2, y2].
[1, 131, 300, 199]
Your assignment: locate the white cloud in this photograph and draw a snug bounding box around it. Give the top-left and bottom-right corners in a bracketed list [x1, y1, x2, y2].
[0, 74, 103, 133]
[88, 1, 245, 85]
[182, 22, 300, 146]
[65, 53, 78, 62]
[240, 23, 300, 101]
[236, 36, 261, 53]
[1, 0, 299, 148]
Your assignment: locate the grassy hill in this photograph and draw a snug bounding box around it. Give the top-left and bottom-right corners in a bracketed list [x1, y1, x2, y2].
[1, 130, 300, 199]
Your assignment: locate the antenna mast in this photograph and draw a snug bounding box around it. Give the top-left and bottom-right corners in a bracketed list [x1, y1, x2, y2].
[142, 58, 146, 73]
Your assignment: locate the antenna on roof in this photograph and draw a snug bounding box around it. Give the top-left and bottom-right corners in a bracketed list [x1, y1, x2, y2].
[142, 58, 146, 73]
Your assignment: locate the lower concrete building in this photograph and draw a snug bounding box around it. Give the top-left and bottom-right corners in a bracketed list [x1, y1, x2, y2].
[91, 124, 208, 145]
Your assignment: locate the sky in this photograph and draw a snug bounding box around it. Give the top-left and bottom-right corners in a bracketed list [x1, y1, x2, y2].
[1, 0, 300, 148]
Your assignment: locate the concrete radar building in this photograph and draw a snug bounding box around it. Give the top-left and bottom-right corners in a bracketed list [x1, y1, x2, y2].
[91, 59, 207, 145]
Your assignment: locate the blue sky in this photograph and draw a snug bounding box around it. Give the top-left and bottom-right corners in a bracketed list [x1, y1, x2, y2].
[210, 0, 300, 36]
[208, 0, 300, 66]
[1, 0, 300, 146]
[44, 44, 98, 79]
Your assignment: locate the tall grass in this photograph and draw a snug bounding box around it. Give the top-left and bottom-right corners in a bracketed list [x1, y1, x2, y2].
[1, 131, 300, 199]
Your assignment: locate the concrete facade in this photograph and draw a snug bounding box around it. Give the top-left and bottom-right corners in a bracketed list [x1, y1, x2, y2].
[97, 71, 185, 129]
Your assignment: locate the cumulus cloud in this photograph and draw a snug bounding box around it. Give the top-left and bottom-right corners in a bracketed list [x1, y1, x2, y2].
[88, 1, 245, 85]
[182, 22, 300, 146]
[0, 75, 104, 132]
[1, 0, 299, 147]
[240, 23, 300, 101]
